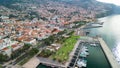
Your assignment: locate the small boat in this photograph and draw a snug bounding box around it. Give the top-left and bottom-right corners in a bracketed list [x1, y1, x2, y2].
[83, 51, 89, 56]
[83, 46, 88, 49]
[90, 43, 97, 47]
[82, 48, 88, 52]
[80, 51, 89, 56]
[80, 53, 87, 57]
[77, 59, 87, 68]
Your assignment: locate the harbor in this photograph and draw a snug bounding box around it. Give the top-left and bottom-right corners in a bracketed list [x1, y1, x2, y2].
[36, 21, 115, 68]
[71, 17, 119, 68]
[36, 15, 120, 68]
[36, 37, 116, 68]
[87, 15, 120, 65]
[67, 42, 89, 68]
[36, 37, 112, 68]
[98, 37, 120, 68]
[67, 36, 112, 68]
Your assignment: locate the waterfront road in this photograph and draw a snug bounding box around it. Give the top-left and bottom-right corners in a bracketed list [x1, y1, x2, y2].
[65, 40, 81, 67]
[98, 37, 120, 68]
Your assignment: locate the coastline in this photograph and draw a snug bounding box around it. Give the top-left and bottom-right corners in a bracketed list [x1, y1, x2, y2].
[98, 37, 120, 68]
[22, 15, 117, 68]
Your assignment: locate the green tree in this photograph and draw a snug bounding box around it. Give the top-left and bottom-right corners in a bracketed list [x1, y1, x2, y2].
[0, 64, 2, 68]
[0, 53, 9, 62]
[39, 50, 53, 57]
[28, 48, 39, 56]
[22, 44, 31, 51]
[43, 35, 55, 45]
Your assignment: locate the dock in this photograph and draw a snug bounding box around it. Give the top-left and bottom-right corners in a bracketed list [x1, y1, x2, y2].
[83, 26, 102, 29]
[83, 22, 103, 29]
[90, 22, 104, 25]
[98, 37, 120, 68]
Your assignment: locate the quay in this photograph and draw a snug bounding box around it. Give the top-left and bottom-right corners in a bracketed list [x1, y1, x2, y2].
[83, 26, 102, 29]
[86, 22, 104, 26]
[90, 22, 104, 25]
[98, 37, 120, 68]
[66, 40, 81, 67]
[82, 22, 103, 29]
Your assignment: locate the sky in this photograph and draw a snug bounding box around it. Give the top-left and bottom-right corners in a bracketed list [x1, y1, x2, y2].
[97, 0, 120, 6]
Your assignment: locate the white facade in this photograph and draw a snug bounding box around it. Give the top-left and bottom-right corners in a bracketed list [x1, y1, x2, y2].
[24, 39, 37, 45]
[0, 38, 18, 50]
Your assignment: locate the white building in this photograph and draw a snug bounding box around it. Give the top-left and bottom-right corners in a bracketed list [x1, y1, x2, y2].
[0, 38, 18, 50]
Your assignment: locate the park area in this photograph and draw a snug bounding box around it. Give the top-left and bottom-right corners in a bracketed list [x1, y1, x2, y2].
[39, 35, 80, 63]
[50, 35, 80, 63]
[38, 31, 80, 63]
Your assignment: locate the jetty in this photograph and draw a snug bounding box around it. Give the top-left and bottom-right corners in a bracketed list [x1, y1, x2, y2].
[83, 25, 102, 29]
[98, 37, 120, 68]
[90, 22, 104, 25]
[83, 22, 103, 29]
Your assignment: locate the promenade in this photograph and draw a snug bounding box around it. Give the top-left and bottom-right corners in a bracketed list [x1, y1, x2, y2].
[22, 57, 40, 68]
[66, 40, 81, 67]
[98, 37, 120, 68]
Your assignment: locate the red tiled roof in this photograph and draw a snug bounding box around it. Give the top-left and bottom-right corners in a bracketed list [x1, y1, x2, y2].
[52, 28, 60, 33]
[2, 47, 8, 51]
[11, 44, 17, 48]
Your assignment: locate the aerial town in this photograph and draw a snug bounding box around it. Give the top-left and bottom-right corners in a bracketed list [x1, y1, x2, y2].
[0, 0, 120, 68]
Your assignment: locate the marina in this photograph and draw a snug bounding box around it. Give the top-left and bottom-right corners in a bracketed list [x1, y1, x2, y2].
[68, 42, 88, 68]
[37, 34, 114, 68]
[86, 43, 111, 68]
[88, 15, 120, 65]
[36, 37, 113, 68]
[37, 15, 120, 68]
[98, 37, 120, 68]
[68, 38, 111, 68]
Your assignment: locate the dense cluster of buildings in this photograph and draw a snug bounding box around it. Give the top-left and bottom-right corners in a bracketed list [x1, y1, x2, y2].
[0, 0, 112, 60]
[0, 15, 65, 57]
[0, 5, 98, 56]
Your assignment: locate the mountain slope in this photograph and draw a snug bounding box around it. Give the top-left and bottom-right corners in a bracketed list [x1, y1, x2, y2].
[0, 0, 119, 21]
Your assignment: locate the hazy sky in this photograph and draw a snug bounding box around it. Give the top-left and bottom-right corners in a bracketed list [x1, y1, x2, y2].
[97, 0, 120, 6]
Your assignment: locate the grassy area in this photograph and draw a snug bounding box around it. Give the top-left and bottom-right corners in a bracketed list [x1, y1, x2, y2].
[51, 35, 80, 62]
[0, 64, 2, 68]
[39, 50, 54, 58]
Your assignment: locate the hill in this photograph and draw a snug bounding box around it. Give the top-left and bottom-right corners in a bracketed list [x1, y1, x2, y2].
[0, 0, 119, 22]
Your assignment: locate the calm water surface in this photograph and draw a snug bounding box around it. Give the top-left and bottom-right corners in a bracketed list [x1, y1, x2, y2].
[89, 14, 120, 63]
[87, 45, 111, 68]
